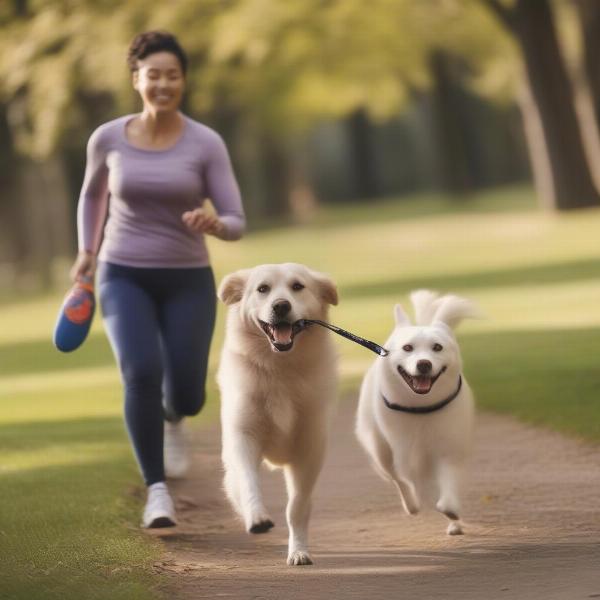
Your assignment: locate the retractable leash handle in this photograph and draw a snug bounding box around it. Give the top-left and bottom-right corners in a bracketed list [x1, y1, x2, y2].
[298, 319, 389, 357]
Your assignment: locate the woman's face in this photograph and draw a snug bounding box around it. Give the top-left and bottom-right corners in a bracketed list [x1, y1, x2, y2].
[133, 51, 185, 114]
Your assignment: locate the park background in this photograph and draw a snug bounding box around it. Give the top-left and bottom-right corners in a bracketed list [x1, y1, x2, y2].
[1, 1, 599, 598]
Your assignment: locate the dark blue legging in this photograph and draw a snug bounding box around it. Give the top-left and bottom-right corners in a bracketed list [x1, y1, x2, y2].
[97, 261, 216, 486]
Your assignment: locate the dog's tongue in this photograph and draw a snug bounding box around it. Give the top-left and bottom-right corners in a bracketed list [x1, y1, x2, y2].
[414, 376, 433, 394]
[273, 323, 293, 344]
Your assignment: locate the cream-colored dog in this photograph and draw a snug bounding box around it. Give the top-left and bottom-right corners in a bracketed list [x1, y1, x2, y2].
[356, 290, 477, 535]
[217, 263, 338, 566]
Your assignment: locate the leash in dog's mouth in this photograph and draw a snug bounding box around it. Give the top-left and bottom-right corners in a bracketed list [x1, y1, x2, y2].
[296, 319, 389, 357]
[259, 320, 307, 352]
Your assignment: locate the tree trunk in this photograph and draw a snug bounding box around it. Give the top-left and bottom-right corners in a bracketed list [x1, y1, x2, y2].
[7, 155, 74, 290]
[42, 155, 75, 259]
[229, 113, 264, 222]
[575, 0, 600, 132]
[498, 0, 600, 209]
[13, 0, 28, 16]
[346, 109, 380, 200]
[571, 0, 600, 190]
[287, 138, 318, 223]
[0, 105, 24, 288]
[257, 131, 319, 222]
[18, 159, 54, 288]
[516, 79, 555, 210]
[260, 131, 293, 218]
[428, 49, 475, 195]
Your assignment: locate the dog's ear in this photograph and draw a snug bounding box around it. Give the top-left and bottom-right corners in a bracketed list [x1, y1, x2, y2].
[410, 289, 440, 325]
[318, 275, 339, 306]
[218, 269, 251, 305]
[432, 294, 480, 329]
[308, 269, 338, 306]
[394, 304, 411, 327]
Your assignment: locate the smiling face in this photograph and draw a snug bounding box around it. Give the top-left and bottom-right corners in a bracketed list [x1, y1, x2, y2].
[384, 325, 460, 395]
[219, 263, 338, 353]
[132, 51, 185, 115]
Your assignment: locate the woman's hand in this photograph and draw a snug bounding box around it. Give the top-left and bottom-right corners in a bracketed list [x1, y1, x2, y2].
[182, 208, 226, 237]
[70, 251, 97, 283]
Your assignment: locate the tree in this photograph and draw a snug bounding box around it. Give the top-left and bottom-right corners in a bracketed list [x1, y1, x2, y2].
[482, 0, 600, 210]
[428, 49, 477, 194]
[574, 0, 600, 126]
[2, 0, 596, 220]
[205, 0, 515, 203]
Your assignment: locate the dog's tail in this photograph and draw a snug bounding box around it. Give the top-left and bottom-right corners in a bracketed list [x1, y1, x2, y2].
[411, 289, 480, 329]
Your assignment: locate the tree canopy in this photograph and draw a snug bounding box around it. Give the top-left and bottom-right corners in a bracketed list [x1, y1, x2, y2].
[0, 0, 519, 155]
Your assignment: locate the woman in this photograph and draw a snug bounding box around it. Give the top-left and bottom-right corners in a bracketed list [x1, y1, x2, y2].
[71, 31, 246, 528]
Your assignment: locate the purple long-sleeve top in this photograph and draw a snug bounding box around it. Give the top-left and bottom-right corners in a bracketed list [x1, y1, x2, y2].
[77, 114, 246, 268]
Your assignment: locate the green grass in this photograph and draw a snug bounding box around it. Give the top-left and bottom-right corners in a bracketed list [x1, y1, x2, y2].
[0, 384, 161, 600]
[463, 327, 600, 440]
[2, 183, 600, 597]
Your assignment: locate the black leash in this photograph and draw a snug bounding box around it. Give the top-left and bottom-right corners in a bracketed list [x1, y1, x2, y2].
[299, 319, 461, 413]
[297, 319, 389, 357]
[381, 376, 463, 414]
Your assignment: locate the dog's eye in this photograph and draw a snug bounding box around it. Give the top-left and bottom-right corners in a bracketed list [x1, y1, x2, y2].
[257, 284, 270, 294]
[291, 282, 305, 291]
[402, 344, 413, 352]
[433, 343, 443, 352]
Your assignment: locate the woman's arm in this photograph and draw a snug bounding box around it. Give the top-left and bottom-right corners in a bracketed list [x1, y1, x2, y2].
[71, 128, 110, 281]
[202, 134, 246, 241]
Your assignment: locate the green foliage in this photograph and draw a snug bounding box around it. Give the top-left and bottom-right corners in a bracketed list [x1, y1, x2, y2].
[0, 3, 127, 157]
[207, 0, 519, 128]
[0, 0, 519, 157]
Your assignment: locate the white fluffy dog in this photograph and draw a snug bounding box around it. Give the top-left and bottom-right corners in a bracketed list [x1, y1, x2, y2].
[217, 263, 338, 566]
[356, 290, 478, 535]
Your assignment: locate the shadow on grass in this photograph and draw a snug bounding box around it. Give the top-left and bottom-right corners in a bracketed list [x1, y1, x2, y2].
[0, 415, 126, 453]
[0, 399, 221, 453]
[0, 459, 159, 600]
[461, 327, 600, 442]
[340, 256, 600, 300]
[0, 331, 114, 377]
[0, 413, 161, 600]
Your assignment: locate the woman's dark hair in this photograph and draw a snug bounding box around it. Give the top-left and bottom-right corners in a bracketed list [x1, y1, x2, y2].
[127, 30, 188, 75]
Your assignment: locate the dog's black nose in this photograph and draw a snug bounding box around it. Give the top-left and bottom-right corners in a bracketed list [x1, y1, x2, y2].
[272, 299, 291, 318]
[417, 360, 432, 374]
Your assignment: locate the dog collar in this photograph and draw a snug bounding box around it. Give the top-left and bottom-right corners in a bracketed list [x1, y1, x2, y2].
[381, 376, 462, 414]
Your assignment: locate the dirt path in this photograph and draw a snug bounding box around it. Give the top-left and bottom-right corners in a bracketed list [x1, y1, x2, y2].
[151, 399, 600, 600]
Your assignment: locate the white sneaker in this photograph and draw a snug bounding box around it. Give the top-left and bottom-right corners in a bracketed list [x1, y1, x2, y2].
[142, 482, 177, 528]
[164, 420, 189, 479]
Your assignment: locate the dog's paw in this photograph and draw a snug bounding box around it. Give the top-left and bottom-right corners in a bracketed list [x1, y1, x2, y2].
[447, 521, 463, 536]
[287, 550, 313, 566]
[442, 509, 459, 521]
[395, 481, 420, 516]
[248, 519, 275, 534]
[403, 502, 420, 516]
[436, 499, 459, 521]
